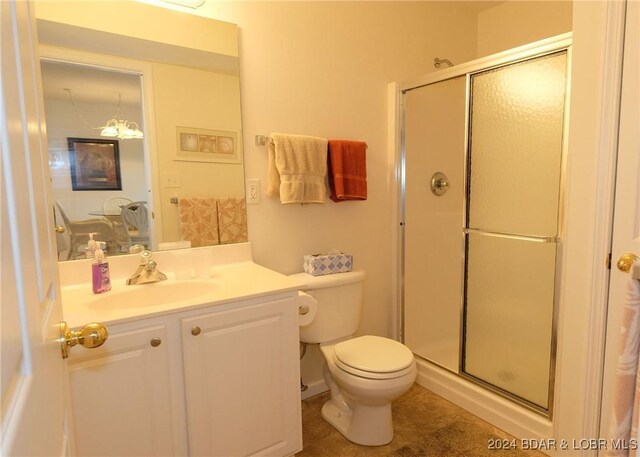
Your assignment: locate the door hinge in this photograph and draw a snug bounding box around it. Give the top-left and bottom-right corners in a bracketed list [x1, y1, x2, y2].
[606, 252, 612, 269]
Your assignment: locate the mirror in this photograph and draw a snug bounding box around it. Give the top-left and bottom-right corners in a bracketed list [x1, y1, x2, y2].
[36, 2, 247, 261]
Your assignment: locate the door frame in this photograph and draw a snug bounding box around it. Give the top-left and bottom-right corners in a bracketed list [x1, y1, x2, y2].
[38, 45, 163, 251]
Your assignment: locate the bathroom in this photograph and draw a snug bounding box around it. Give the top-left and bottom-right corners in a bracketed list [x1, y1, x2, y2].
[1, 0, 637, 456]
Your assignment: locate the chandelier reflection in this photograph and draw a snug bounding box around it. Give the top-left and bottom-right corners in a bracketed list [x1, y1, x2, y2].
[98, 93, 143, 140]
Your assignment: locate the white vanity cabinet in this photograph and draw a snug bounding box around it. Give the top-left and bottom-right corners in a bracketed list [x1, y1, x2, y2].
[66, 323, 176, 456]
[65, 291, 302, 457]
[181, 296, 302, 457]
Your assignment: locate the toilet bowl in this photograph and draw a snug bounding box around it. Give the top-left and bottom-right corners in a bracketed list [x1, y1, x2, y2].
[290, 271, 417, 446]
[319, 336, 417, 445]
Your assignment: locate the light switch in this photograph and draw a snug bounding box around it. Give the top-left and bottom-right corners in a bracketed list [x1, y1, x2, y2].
[162, 172, 180, 188]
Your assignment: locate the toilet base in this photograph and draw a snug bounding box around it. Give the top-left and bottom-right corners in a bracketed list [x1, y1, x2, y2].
[321, 398, 394, 446]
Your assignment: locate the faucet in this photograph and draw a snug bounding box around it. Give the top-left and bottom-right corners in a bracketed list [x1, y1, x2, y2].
[126, 250, 167, 285]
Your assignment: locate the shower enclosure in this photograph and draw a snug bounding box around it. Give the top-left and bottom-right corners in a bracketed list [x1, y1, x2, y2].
[400, 35, 570, 417]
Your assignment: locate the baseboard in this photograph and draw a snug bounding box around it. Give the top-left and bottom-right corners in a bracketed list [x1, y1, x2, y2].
[415, 358, 553, 440]
[301, 379, 328, 400]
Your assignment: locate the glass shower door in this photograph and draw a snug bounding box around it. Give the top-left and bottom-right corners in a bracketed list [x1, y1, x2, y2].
[404, 76, 467, 372]
[462, 51, 568, 412]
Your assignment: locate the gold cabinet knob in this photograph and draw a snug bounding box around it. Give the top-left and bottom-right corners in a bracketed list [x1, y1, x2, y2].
[191, 326, 202, 336]
[617, 253, 639, 273]
[60, 321, 109, 359]
[54, 225, 65, 233]
[150, 337, 162, 347]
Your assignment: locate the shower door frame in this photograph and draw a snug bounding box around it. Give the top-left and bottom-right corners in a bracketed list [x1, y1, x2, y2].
[397, 33, 572, 418]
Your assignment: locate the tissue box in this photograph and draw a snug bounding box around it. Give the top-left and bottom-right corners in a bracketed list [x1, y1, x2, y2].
[303, 252, 353, 276]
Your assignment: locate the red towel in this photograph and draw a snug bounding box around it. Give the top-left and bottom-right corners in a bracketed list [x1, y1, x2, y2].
[327, 140, 367, 202]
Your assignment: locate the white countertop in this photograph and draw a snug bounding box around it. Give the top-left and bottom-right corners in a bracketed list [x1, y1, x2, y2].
[62, 260, 306, 328]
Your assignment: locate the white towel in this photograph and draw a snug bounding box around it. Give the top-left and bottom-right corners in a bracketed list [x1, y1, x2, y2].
[266, 133, 328, 204]
[608, 276, 640, 456]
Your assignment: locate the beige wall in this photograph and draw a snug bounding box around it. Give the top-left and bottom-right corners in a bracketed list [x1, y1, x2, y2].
[152, 63, 245, 242]
[207, 0, 480, 329]
[476, 1, 572, 57]
[196, 1, 482, 387]
[36, 1, 237, 59]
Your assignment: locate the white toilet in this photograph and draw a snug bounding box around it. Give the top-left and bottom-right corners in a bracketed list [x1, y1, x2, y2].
[291, 270, 417, 446]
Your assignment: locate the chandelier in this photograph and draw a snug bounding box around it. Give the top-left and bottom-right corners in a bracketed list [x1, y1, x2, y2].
[99, 118, 143, 140]
[98, 93, 144, 140]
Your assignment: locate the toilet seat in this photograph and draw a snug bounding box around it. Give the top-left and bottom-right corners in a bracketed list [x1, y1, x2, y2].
[333, 335, 415, 380]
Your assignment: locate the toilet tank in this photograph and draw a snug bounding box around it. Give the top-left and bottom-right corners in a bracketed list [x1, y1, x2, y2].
[289, 270, 366, 344]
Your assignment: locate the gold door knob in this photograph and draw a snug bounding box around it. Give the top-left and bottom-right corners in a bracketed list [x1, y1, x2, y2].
[54, 225, 65, 233]
[60, 321, 109, 359]
[617, 253, 639, 273]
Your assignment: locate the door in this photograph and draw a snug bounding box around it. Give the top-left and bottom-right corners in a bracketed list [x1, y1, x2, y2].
[1, 1, 68, 455]
[600, 0, 640, 439]
[403, 76, 466, 372]
[462, 51, 568, 413]
[66, 324, 175, 456]
[182, 298, 302, 457]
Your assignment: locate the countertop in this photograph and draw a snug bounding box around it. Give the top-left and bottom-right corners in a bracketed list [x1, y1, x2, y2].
[62, 261, 306, 328]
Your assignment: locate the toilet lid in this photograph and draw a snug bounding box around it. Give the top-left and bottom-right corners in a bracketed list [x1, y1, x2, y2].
[334, 335, 414, 374]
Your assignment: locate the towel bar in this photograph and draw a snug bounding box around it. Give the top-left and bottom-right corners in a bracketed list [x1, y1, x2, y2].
[256, 134, 368, 148]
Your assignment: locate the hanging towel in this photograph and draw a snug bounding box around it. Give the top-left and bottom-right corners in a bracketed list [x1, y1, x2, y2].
[327, 140, 368, 202]
[178, 198, 219, 247]
[608, 275, 640, 457]
[266, 133, 328, 204]
[217, 197, 248, 244]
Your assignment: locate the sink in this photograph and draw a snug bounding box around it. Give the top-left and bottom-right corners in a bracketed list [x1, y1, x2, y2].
[87, 280, 220, 310]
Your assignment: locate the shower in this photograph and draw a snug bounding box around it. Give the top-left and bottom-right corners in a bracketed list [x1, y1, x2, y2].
[433, 57, 454, 68]
[399, 34, 571, 420]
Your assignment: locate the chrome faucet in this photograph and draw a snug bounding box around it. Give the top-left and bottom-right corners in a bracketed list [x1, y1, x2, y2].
[126, 250, 167, 285]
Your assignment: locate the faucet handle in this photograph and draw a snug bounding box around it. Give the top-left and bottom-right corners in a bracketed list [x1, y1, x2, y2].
[139, 249, 152, 264]
[129, 244, 145, 255]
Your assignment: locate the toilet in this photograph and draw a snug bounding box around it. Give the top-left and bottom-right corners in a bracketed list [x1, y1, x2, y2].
[290, 270, 416, 446]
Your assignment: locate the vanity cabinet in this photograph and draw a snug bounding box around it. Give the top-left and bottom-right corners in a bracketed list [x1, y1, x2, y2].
[66, 324, 175, 456]
[66, 293, 302, 457]
[182, 297, 301, 456]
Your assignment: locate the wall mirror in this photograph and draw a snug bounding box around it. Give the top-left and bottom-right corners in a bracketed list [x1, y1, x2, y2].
[36, 2, 247, 261]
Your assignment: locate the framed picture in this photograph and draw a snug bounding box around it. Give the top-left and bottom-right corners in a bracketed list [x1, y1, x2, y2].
[68, 138, 122, 191]
[175, 127, 240, 164]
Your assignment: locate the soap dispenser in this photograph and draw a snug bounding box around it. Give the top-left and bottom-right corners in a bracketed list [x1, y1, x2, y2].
[85, 233, 98, 259]
[92, 247, 111, 294]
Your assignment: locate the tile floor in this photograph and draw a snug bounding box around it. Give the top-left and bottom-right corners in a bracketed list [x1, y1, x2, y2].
[297, 384, 547, 457]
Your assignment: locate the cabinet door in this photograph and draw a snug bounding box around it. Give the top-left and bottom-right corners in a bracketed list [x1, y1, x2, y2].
[67, 325, 175, 456]
[182, 298, 301, 457]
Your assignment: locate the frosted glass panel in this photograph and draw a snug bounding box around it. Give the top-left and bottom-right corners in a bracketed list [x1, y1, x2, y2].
[404, 77, 466, 372]
[463, 233, 556, 408]
[468, 52, 567, 237]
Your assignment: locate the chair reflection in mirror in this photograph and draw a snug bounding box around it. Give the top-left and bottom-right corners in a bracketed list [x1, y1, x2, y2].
[102, 196, 132, 215]
[103, 196, 134, 253]
[120, 201, 150, 249]
[54, 201, 117, 260]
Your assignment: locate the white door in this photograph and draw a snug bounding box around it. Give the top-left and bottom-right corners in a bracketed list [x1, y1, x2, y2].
[1, 1, 67, 455]
[600, 0, 640, 439]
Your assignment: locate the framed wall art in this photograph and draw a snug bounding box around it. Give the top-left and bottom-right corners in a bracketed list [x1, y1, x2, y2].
[175, 127, 240, 164]
[68, 137, 122, 191]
